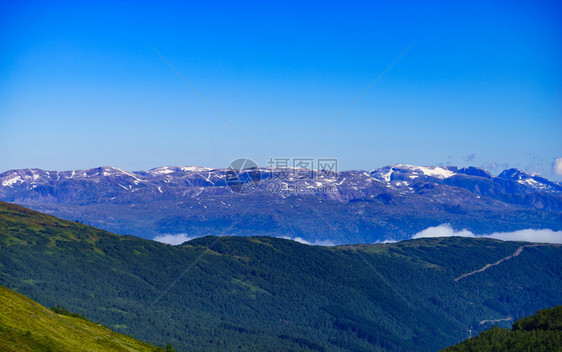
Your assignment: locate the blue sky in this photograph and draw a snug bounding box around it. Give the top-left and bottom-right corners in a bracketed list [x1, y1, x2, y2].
[1, 1, 561, 179]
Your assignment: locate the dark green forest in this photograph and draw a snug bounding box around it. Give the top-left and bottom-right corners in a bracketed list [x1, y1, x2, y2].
[0, 201, 560, 351]
[441, 305, 561, 351]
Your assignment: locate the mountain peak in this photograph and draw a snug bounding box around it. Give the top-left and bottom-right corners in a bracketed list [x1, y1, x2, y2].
[457, 166, 493, 179]
[498, 168, 530, 180]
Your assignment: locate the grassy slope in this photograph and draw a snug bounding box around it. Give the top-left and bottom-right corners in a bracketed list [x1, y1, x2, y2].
[0, 201, 561, 352]
[0, 285, 159, 352]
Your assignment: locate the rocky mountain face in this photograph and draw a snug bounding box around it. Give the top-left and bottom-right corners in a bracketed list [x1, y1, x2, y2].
[0, 164, 561, 243]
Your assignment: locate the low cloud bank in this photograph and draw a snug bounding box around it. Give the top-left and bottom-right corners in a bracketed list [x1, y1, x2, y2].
[153, 225, 562, 246]
[153, 233, 195, 245]
[412, 224, 562, 244]
[152, 233, 338, 246]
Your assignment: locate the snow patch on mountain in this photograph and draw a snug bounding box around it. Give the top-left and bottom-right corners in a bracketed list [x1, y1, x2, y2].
[150, 167, 175, 175]
[1, 175, 23, 187]
[412, 165, 455, 178]
[388, 164, 456, 179]
[370, 164, 457, 184]
[380, 168, 394, 182]
[180, 166, 214, 172]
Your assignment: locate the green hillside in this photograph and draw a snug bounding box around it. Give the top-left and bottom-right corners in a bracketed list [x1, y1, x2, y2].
[441, 305, 562, 351]
[0, 201, 561, 351]
[0, 285, 161, 352]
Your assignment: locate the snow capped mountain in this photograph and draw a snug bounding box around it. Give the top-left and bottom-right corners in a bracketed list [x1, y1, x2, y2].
[0, 165, 560, 244]
[1, 169, 47, 187]
[1, 165, 559, 200]
[371, 164, 457, 183]
[497, 168, 562, 193]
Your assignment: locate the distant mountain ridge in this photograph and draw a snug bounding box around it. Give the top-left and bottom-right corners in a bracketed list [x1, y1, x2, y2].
[0, 164, 561, 243]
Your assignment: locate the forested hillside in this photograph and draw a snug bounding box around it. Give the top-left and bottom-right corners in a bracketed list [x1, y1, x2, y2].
[0, 201, 560, 351]
[441, 305, 561, 351]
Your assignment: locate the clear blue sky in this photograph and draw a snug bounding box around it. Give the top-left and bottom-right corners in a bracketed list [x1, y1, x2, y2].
[1, 1, 561, 179]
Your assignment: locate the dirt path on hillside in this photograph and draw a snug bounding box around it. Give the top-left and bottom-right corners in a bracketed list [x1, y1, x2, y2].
[454, 245, 540, 282]
[479, 316, 513, 325]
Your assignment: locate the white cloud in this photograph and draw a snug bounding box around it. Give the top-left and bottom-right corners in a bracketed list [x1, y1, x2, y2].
[464, 153, 476, 162]
[292, 237, 310, 244]
[488, 229, 562, 243]
[412, 224, 474, 239]
[280, 236, 337, 246]
[374, 239, 398, 244]
[153, 233, 195, 245]
[552, 158, 562, 175]
[412, 223, 562, 244]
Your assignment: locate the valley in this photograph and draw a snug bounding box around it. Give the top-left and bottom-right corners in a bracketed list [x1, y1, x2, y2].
[0, 201, 560, 351]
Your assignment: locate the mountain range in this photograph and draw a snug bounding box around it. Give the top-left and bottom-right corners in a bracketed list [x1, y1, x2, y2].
[1, 165, 560, 244]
